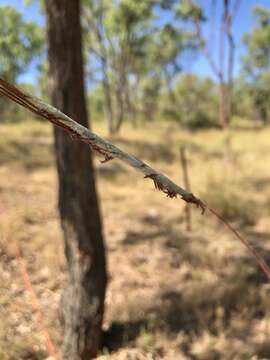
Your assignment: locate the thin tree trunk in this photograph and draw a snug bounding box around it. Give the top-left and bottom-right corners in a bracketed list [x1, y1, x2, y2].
[218, 1, 228, 129]
[115, 76, 125, 133]
[93, 5, 115, 135]
[45, 1, 107, 359]
[225, 0, 240, 128]
[164, 69, 177, 113]
[125, 81, 137, 128]
[219, 0, 239, 129]
[193, 0, 240, 129]
[226, 28, 234, 126]
[219, 82, 229, 129]
[101, 57, 114, 135]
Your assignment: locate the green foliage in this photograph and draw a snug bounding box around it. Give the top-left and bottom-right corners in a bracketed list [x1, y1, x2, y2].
[243, 6, 270, 70]
[172, 74, 218, 129]
[175, 0, 205, 21]
[232, 77, 252, 119]
[242, 6, 270, 123]
[139, 76, 162, 121]
[85, 0, 199, 132]
[0, 5, 43, 83]
[149, 23, 197, 74]
[0, 5, 43, 122]
[88, 84, 104, 119]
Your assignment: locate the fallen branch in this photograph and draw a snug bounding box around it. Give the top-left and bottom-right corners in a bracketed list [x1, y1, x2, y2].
[1, 77, 270, 282]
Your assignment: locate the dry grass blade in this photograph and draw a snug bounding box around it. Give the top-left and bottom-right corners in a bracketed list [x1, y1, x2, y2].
[0, 78, 203, 210]
[0, 77, 270, 282]
[209, 207, 270, 282]
[14, 243, 59, 358]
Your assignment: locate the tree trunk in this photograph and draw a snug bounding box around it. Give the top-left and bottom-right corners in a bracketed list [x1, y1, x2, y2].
[164, 69, 177, 112]
[101, 57, 114, 135]
[45, 1, 107, 359]
[218, 1, 228, 130]
[224, 0, 235, 129]
[114, 76, 125, 133]
[124, 78, 137, 129]
[219, 82, 229, 129]
[226, 26, 234, 129]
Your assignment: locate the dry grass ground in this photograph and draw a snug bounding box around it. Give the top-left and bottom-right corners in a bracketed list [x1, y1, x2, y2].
[1, 119, 270, 359]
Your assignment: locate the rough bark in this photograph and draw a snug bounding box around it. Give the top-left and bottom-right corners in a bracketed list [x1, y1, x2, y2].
[45, 1, 107, 359]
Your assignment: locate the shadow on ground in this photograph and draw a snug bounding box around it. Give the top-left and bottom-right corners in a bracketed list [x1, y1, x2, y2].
[0, 139, 53, 171]
[113, 138, 175, 163]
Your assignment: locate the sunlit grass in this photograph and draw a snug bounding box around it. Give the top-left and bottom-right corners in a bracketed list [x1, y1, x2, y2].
[1, 119, 270, 359]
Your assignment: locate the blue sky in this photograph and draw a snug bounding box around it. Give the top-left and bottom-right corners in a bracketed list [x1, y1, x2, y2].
[1, 0, 270, 84]
[191, 0, 270, 79]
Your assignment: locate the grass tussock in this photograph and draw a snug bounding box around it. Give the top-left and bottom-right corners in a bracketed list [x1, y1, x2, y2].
[202, 177, 259, 225]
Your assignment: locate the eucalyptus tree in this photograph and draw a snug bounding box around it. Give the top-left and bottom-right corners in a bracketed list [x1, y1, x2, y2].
[84, 0, 115, 133]
[0, 5, 43, 119]
[176, 0, 241, 128]
[85, 0, 198, 131]
[147, 22, 197, 120]
[175, 73, 218, 128]
[242, 6, 270, 123]
[45, 0, 107, 358]
[85, 0, 157, 133]
[0, 5, 43, 82]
